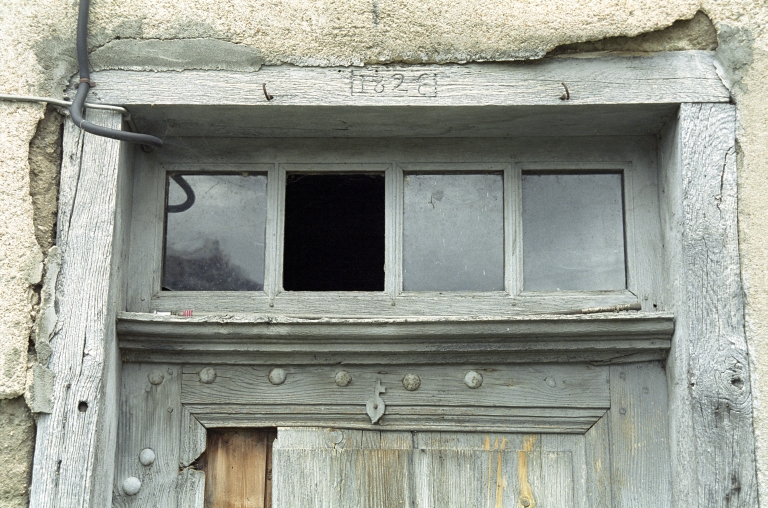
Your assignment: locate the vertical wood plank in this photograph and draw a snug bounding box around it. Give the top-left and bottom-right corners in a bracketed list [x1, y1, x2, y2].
[263, 164, 280, 300]
[583, 413, 612, 507]
[180, 406, 207, 468]
[504, 165, 522, 295]
[126, 153, 164, 312]
[205, 429, 275, 508]
[661, 103, 758, 507]
[113, 364, 182, 508]
[29, 112, 126, 508]
[608, 362, 671, 507]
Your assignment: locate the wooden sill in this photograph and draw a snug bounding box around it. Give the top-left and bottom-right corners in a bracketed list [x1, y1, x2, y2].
[117, 311, 673, 365]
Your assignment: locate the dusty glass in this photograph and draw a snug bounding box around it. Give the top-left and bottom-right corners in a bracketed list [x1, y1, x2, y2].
[522, 172, 626, 291]
[163, 173, 267, 291]
[403, 173, 504, 291]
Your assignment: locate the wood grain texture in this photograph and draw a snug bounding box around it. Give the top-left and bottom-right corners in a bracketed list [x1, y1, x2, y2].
[272, 429, 586, 508]
[188, 405, 606, 434]
[608, 362, 671, 507]
[661, 103, 757, 507]
[29, 112, 126, 508]
[204, 429, 276, 508]
[113, 364, 182, 508]
[182, 364, 608, 407]
[82, 52, 727, 109]
[117, 312, 672, 365]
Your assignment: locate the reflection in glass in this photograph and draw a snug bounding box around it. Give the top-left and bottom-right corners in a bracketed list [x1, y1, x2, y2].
[403, 173, 504, 291]
[163, 173, 267, 291]
[522, 172, 626, 291]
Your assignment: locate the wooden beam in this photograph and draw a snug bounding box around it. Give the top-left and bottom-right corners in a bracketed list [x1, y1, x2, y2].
[661, 103, 758, 506]
[83, 51, 727, 108]
[29, 111, 128, 507]
[117, 312, 673, 364]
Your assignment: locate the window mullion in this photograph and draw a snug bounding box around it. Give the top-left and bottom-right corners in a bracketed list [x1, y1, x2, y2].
[505, 164, 523, 295]
[265, 163, 284, 302]
[386, 164, 404, 299]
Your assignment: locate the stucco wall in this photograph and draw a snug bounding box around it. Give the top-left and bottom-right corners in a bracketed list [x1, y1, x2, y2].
[1, 0, 766, 506]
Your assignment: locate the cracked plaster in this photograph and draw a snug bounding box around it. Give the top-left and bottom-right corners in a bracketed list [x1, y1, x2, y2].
[1, 0, 767, 506]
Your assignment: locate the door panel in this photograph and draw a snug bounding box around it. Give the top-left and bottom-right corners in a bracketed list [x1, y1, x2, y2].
[273, 429, 583, 508]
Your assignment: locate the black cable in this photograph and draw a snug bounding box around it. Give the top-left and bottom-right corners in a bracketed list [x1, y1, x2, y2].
[70, 0, 163, 149]
[167, 175, 196, 213]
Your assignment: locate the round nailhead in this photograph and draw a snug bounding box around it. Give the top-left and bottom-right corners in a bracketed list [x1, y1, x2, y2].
[335, 371, 352, 387]
[402, 374, 421, 391]
[198, 367, 216, 384]
[123, 477, 141, 496]
[139, 448, 156, 466]
[148, 371, 164, 385]
[464, 371, 483, 389]
[269, 368, 287, 385]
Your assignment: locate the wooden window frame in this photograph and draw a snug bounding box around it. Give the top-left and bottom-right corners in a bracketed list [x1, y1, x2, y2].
[28, 51, 758, 508]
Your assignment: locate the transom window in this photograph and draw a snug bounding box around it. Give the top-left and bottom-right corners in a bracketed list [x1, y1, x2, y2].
[162, 166, 628, 294]
[130, 136, 658, 315]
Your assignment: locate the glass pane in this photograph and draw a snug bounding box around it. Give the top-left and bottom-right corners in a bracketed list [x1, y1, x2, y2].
[163, 173, 267, 291]
[522, 172, 626, 291]
[403, 173, 504, 291]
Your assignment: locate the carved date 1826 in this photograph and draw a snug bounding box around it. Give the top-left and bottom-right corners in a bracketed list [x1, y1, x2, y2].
[351, 70, 438, 97]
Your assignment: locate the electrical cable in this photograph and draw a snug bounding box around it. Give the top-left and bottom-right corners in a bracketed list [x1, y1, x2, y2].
[167, 175, 196, 213]
[71, 0, 163, 149]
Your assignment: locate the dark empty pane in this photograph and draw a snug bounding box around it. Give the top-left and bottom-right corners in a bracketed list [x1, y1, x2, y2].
[522, 172, 626, 291]
[403, 174, 504, 291]
[283, 174, 385, 291]
[163, 174, 267, 291]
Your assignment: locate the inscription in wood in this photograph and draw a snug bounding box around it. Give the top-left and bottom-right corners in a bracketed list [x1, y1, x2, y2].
[351, 70, 437, 97]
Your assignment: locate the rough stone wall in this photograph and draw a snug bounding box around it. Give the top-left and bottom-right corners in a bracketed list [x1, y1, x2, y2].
[0, 0, 766, 506]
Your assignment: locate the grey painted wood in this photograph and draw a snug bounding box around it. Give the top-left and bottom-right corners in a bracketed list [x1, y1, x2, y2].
[608, 362, 671, 507]
[179, 406, 206, 468]
[181, 364, 609, 408]
[660, 103, 757, 507]
[176, 469, 205, 508]
[113, 364, 181, 508]
[125, 151, 164, 312]
[29, 112, 126, 508]
[583, 413, 612, 507]
[273, 429, 589, 507]
[180, 363, 608, 431]
[133, 104, 680, 140]
[117, 312, 673, 364]
[82, 52, 727, 109]
[188, 404, 607, 433]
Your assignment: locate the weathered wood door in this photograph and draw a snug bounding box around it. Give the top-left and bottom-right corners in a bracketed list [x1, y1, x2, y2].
[198, 362, 670, 508]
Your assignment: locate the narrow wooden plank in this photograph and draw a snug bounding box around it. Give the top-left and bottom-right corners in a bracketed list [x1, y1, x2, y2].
[119, 311, 673, 340]
[608, 362, 671, 507]
[125, 152, 164, 312]
[178, 469, 206, 508]
[29, 112, 126, 508]
[113, 364, 182, 508]
[190, 409, 604, 434]
[182, 364, 609, 408]
[583, 413, 612, 507]
[84, 52, 728, 108]
[180, 406, 207, 467]
[149, 289, 642, 315]
[660, 103, 758, 507]
[205, 429, 274, 508]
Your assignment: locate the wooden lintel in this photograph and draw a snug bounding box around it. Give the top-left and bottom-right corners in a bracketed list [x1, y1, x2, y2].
[81, 51, 727, 108]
